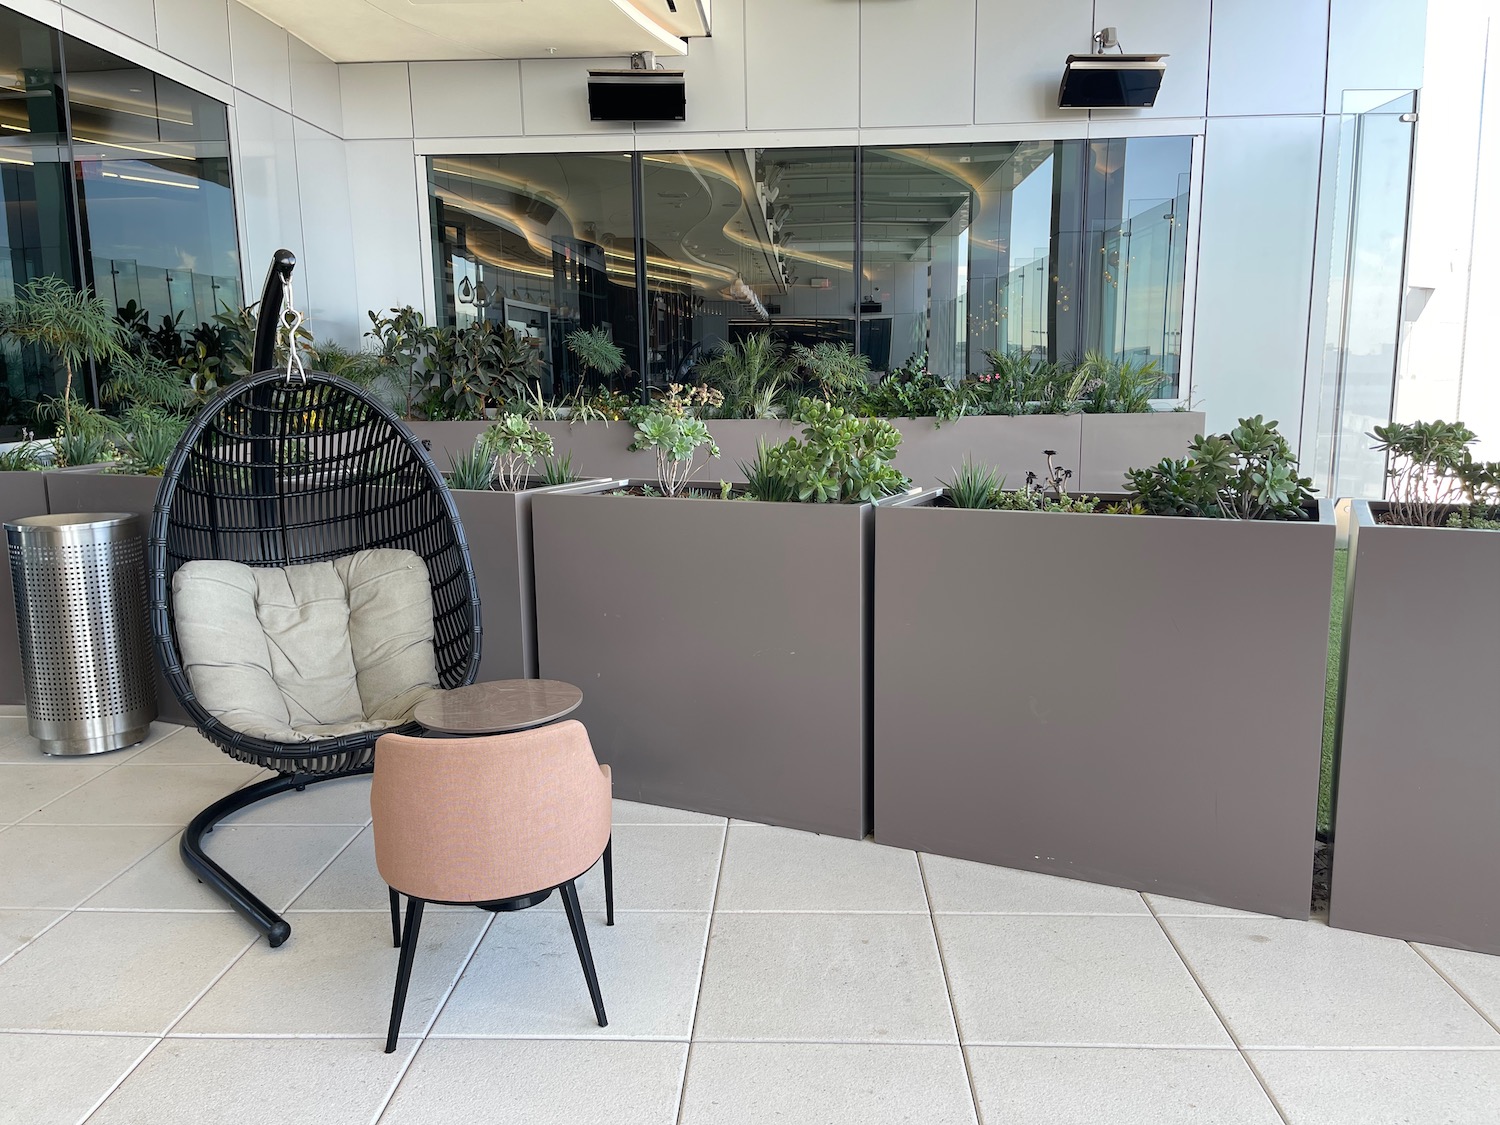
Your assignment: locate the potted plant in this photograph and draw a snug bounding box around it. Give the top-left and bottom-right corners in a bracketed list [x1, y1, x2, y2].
[1328, 420, 1500, 953]
[531, 396, 909, 837]
[874, 416, 1336, 917]
[442, 417, 595, 682]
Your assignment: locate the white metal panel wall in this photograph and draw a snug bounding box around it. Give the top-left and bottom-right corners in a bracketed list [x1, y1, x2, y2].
[289, 33, 342, 135]
[228, 0, 291, 112]
[152, 0, 233, 82]
[1192, 115, 1325, 442]
[1327, 0, 1428, 111]
[345, 140, 429, 321]
[339, 63, 413, 139]
[861, 0, 976, 128]
[232, 94, 303, 284]
[293, 119, 359, 345]
[1091, 0, 1211, 120]
[64, 0, 155, 46]
[974, 0, 1092, 124]
[1208, 0, 1329, 117]
[518, 57, 625, 135]
[410, 61, 523, 138]
[745, 0, 858, 130]
[639, 0, 746, 136]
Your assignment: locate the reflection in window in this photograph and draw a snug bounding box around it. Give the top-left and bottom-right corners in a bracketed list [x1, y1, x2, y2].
[428, 153, 640, 399]
[0, 8, 74, 415]
[864, 138, 1190, 393]
[639, 147, 857, 384]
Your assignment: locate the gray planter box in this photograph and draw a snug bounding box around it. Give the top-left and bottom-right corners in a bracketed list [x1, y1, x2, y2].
[1328, 502, 1500, 954]
[449, 480, 604, 683]
[42, 469, 185, 723]
[1077, 412, 1205, 493]
[874, 492, 1336, 917]
[410, 413, 1203, 492]
[1, 471, 51, 706]
[532, 483, 873, 837]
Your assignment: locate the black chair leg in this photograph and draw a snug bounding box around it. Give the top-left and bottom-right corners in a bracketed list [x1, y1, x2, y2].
[603, 837, 615, 926]
[385, 897, 425, 1053]
[559, 879, 607, 1027]
[388, 887, 402, 948]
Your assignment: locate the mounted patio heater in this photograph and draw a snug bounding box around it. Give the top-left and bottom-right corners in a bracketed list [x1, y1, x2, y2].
[1058, 53, 1168, 108]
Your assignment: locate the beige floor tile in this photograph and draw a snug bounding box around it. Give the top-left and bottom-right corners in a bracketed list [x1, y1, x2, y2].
[0, 1032, 155, 1125]
[967, 1046, 1281, 1124]
[288, 827, 466, 912]
[924, 854, 1151, 915]
[18, 763, 263, 826]
[0, 911, 255, 1034]
[120, 726, 233, 765]
[679, 1042, 977, 1125]
[88, 1036, 416, 1125]
[534, 824, 725, 916]
[612, 799, 726, 826]
[0, 763, 112, 823]
[715, 825, 927, 913]
[175, 909, 489, 1037]
[1416, 943, 1500, 1029]
[0, 720, 181, 764]
[693, 912, 956, 1043]
[381, 1038, 686, 1125]
[935, 914, 1230, 1047]
[1161, 916, 1500, 1047]
[84, 825, 361, 912]
[1146, 893, 1275, 918]
[0, 824, 174, 909]
[220, 773, 374, 827]
[0, 909, 66, 964]
[1250, 1049, 1500, 1125]
[431, 910, 709, 1040]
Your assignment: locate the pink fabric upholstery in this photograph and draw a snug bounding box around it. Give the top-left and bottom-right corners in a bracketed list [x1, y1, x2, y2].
[370, 720, 612, 903]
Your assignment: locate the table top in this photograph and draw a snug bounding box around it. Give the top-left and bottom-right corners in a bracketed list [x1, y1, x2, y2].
[414, 679, 583, 736]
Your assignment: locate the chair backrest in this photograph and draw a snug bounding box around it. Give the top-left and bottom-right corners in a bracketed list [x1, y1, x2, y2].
[148, 369, 481, 769]
[371, 720, 612, 903]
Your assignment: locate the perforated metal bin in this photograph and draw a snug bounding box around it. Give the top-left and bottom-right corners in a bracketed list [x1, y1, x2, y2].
[5, 513, 157, 755]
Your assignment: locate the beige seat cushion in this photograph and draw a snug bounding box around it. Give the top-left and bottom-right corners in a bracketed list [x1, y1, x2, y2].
[173, 548, 439, 743]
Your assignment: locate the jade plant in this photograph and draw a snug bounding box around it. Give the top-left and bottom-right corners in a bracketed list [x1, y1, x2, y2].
[1126, 415, 1315, 520]
[1369, 419, 1500, 528]
[740, 397, 908, 503]
[628, 386, 720, 497]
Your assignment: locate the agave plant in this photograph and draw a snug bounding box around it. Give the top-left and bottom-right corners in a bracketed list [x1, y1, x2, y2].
[939, 458, 1004, 509]
[114, 407, 188, 475]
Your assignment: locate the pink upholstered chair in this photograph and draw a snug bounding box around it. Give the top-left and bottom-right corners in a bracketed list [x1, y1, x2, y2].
[370, 720, 614, 1052]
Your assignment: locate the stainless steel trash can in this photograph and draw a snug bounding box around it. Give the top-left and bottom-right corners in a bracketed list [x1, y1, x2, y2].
[5, 513, 157, 755]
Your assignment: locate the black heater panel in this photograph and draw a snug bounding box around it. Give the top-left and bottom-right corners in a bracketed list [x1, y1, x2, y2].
[588, 71, 686, 121]
[1058, 55, 1168, 108]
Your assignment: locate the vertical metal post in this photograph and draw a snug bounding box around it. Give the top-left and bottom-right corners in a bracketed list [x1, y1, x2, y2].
[852, 147, 863, 360]
[55, 29, 100, 409]
[631, 150, 650, 405]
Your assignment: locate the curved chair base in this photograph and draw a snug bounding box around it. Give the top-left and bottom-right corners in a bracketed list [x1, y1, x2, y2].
[181, 766, 372, 948]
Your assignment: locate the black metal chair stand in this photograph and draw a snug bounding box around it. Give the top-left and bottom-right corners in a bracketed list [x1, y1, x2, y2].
[148, 252, 481, 948]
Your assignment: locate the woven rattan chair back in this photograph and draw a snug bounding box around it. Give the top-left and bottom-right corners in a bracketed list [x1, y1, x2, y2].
[148, 369, 481, 775]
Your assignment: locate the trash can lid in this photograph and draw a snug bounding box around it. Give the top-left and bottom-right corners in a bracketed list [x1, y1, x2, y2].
[4, 512, 138, 534]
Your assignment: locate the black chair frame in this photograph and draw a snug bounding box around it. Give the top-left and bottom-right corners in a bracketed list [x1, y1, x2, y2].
[147, 252, 482, 947]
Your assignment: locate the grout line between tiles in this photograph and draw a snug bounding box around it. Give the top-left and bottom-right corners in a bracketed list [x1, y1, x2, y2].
[917, 853, 983, 1125]
[77, 1035, 162, 1125]
[1407, 943, 1500, 1037]
[0, 909, 71, 969]
[1146, 897, 1293, 1125]
[673, 820, 730, 1125]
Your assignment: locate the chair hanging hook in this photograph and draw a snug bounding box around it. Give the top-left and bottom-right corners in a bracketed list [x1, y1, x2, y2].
[279, 278, 307, 384]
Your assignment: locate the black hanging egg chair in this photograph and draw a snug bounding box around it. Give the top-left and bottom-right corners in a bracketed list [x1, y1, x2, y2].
[148, 252, 481, 947]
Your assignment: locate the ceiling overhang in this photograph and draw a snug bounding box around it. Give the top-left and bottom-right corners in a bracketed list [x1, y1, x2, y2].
[239, 0, 701, 64]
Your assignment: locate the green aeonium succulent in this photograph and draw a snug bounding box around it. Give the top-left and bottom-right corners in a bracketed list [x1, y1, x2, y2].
[742, 397, 908, 503]
[1125, 415, 1315, 520]
[628, 404, 719, 497]
[482, 413, 555, 491]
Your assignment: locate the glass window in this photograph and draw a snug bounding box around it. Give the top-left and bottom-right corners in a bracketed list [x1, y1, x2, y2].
[862, 137, 1191, 392]
[62, 35, 240, 331]
[428, 153, 640, 399]
[639, 146, 858, 386]
[0, 9, 74, 415]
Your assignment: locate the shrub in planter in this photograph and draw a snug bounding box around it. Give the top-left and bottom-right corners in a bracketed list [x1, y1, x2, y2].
[532, 401, 907, 836]
[875, 418, 1335, 917]
[442, 421, 583, 682]
[0, 454, 50, 705]
[1329, 421, 1500, 953]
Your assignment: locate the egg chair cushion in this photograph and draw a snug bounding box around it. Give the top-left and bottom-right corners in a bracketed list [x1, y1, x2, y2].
[171, 547, 439, 743]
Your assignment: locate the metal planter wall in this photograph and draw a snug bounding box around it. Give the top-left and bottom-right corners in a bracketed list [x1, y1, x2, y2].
[411, 412, 1205, 493]
[873, 493, 1337, 918]
[0, 472, 52, 705]
[532, 484, 873, 838]
[1328, 502, 1500, 954]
